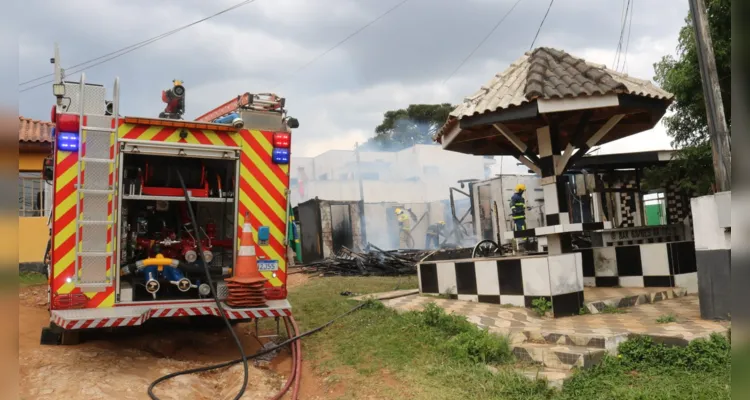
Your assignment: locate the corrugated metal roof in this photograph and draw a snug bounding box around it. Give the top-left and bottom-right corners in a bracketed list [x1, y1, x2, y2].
[437, 47, 673, 139]
[19, 116, 54, 143]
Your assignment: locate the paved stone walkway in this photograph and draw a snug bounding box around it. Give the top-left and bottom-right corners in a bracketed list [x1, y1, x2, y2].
[382, 293, 729, 348]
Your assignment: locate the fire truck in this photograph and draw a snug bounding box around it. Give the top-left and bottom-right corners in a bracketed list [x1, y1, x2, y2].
[40, 44, 299, 344]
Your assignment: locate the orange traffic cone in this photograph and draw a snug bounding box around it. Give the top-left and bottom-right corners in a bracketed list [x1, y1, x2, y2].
[225, 212, 268, 308]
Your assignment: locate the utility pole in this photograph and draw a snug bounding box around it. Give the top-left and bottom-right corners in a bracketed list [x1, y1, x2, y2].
[354, 142, 367, 247]
[688, 0, 731, 191]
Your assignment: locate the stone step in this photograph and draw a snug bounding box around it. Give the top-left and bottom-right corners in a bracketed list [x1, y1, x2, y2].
[512, 342, 607, 370]
[582, 287, 687, 314]
[497, 328, 628, 354]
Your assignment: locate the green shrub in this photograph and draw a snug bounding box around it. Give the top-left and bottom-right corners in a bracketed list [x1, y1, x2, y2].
[421, 302, 475, 335]
[531, 298, 552, 317]
[442, 329, 513, 364]
[420, 303, 513, 365]
[618, 334, 730, 372]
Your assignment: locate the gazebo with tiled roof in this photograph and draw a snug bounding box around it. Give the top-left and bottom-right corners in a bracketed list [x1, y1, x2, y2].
[430, 47, 674, 317]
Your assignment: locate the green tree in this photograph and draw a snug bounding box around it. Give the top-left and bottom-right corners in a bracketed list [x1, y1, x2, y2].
[645, 0, 730, 194]
[363, 104, 454, 151]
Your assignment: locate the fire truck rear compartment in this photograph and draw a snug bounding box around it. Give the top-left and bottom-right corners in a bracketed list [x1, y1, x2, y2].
[118, 152, 237, 303]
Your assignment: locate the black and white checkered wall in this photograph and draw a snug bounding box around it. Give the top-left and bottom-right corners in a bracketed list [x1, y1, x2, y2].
[418, 253, 584, 317]
[577, 241, 698, 293]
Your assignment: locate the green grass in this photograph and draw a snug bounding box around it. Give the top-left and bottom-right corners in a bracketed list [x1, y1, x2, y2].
[288, 276, 731, 400]
[19, 272, 46, 286]
[600, 305, 628, 314]
[288, 276, 552, 399]
[558, 335, 731, 400]
[657, 313, 678, 324]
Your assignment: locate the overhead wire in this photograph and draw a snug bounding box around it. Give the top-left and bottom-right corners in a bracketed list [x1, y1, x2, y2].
[612, 0, 632, 71]
[270, 0, 412, 89]
[529, 0, 555, 51]
[19, 0, 258, 93]
[442, 0, 525, 85]
[621, 0, 634, 72]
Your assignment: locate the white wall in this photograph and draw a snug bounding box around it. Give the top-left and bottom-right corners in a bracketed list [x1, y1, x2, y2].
[691, 193, 731, 251]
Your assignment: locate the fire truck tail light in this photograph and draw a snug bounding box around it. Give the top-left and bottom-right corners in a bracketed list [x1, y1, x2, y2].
[272, 148, 290, 164]
[50, 106, 57, 123]
[273, 133, 291, 148]
[57, 132, 79, 151]
[56, 114, 80, 132]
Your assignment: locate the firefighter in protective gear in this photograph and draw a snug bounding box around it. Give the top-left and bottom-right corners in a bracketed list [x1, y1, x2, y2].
[425, 220, 446, 249]
[395, 208, 412, 248]
[510, 183, 527, 231]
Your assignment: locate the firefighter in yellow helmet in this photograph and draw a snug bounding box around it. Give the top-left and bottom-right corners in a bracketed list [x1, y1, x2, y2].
[510, 183, 527, 231]
[425, 220, 446, 249]
[394, 208, 412, 248]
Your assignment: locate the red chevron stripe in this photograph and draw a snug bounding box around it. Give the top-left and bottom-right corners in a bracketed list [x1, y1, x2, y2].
[240, 155, 286, 205]
[220, 132, 239, 147]
[259, 130, 290, 184]
[53, 207, 76, 240]
[151, 127, 176, 142]
[52, 234, 75, 266]
[190, 129, 213, 145]
[242, 130, 289, 185]
[239, 178, 285, 257]
[244, 182, 285, 230]
[87, 290, 112, 308]
[56, 150, 78, 171]
[121, 124, 149, 140]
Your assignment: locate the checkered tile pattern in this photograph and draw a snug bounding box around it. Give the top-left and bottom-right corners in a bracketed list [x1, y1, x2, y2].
[665, 182, 697, 238]
[418, 254, 584, 317]
[601, 172, 638, 228]
[577, 241, 698, 293]
[604, 236, 677, 246]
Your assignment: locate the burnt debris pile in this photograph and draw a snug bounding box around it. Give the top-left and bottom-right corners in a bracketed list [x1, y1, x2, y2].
[298, 244, 431, 276]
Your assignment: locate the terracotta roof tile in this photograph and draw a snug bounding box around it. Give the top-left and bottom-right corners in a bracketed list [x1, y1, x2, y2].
[436, 47, 673, 140]
[19, 116, 54, 143]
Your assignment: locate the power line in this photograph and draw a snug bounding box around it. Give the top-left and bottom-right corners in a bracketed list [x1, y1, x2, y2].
[19, 0, 257, 92]
[271, 0, 411, 89]
[443, 0, 525, 85]
[612, 0, 631, 71]
[621, 0, 634, 72]
[529, 0, 555, 50]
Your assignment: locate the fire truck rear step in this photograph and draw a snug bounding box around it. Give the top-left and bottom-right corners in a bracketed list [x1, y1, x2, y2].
[49, 299, 293, 331]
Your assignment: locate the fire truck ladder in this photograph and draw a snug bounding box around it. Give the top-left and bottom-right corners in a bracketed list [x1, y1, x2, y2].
[73, 73, 120, 291]
[195, 92, 284, 122]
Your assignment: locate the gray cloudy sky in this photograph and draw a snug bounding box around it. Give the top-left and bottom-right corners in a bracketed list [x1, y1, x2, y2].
[19, 0, 688, 157]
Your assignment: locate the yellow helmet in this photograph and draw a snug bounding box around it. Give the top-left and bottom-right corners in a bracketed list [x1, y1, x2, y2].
[394, 208, 403, 215]
[438, 220, 445, 225]
[515, 183, 526, 192]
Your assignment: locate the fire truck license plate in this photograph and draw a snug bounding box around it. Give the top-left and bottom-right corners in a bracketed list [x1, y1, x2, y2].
[257, 260, 279, 271]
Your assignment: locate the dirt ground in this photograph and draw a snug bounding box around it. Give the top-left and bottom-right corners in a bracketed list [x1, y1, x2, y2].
[18, 274, 341, 400]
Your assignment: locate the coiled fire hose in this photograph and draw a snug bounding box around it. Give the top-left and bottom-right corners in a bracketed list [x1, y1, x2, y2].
[147, 170, 367, 400]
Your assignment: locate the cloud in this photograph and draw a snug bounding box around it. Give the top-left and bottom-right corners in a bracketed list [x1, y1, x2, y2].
[18, 0, 690, 161]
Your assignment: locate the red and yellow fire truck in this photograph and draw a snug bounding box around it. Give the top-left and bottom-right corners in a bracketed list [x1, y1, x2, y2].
[40, 45, 298, 344]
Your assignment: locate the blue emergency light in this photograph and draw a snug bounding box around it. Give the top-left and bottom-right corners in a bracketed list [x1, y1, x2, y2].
[57, 131, 79, 152]
[272, 148, 290, 164]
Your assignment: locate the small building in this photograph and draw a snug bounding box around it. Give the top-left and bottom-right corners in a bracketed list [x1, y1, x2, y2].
[18, 117, 54, 270]
[295, 198, 452, 263]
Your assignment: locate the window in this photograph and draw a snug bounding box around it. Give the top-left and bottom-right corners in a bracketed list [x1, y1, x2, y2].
[19, 172, 49, 217]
